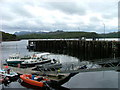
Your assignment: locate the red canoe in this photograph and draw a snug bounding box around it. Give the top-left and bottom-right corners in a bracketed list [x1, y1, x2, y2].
[20, 74, 49, 87]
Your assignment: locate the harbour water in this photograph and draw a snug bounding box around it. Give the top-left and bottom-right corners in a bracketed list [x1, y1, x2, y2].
[0, 40, 119, 89]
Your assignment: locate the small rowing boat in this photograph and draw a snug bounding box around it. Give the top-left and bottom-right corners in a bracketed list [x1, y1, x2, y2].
[0, 68, 18, 77]
[20, 74, 49, 87]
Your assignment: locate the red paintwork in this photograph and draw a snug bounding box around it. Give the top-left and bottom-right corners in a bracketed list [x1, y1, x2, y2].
[20, 74, 49, 87]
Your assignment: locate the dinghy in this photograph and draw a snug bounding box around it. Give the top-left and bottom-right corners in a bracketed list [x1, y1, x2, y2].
[20, 74, 49, 87]
[0, 68, 18, 77]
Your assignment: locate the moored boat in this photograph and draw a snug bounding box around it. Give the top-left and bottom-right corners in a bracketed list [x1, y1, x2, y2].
[0, 68, 18, 77]
[20, 73, 79, 89]
[6, 54, 23, 65]
[6, 53, 31, 66]
[35, 59, 62, 71]
[20, 74, 49, 87]
[20, 53, 53, 67]
[6, 52, 58, 68]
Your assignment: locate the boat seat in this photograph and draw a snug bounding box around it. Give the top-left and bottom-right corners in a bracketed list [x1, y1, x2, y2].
[36, 77, 44, 81]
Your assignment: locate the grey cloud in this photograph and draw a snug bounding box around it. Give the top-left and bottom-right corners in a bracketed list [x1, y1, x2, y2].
[87, 1, 116, 12]
[0, 0, 118, 34]
[1, 12, 15, 21]
[1, 1, 34, 21]
[12, 6, 33, 18]
[10, 4, 33, 18]
[90, 16, 101, 23]
[1, 21, 82, 32]
[44, 2, 86, 15]
[1, 21, 53, 31]
[1, 22, 116, 34]
[0, 5, 17, 20]
[102, 14, 117, 19]
[87, 1, 117, 19]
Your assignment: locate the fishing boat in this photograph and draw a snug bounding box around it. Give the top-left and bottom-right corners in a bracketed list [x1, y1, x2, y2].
[6, 53, 23, 65]
[20, 74, 49, 87]
[20, 53, 52, 67]
[6, 53, 31, 66]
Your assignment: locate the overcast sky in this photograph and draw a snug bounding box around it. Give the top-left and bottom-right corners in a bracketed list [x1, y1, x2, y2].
[0, 0, 119, 34]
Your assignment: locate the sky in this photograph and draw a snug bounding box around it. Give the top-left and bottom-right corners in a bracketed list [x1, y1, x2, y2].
[0, 0, 119, 34]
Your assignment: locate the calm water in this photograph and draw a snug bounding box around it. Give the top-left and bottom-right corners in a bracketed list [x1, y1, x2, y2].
[0, 40, 119, 89]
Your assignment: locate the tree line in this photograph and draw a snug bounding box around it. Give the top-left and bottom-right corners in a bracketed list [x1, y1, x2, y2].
[17, 31, 119, 40]
[1, 31, 18, 41]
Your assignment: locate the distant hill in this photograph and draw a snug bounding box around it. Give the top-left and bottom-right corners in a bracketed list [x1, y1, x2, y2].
[14, 31, 48, 36]
[1, 31, 18, 41]
[17, 31, 120, 39]
[17, 31, 98, 39]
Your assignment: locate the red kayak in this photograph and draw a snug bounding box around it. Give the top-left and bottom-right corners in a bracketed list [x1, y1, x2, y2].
[20, 74, 49, 87]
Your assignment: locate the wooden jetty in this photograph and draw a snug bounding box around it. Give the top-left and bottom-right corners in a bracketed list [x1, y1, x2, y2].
[28, 39, 120, 60]
[7, 66, 68, 80]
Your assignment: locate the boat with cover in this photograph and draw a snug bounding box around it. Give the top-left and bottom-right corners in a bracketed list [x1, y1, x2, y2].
[35, 59, 62, 71]
[20, 74, 49, 87]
